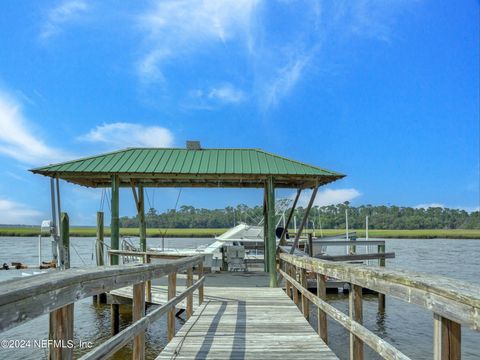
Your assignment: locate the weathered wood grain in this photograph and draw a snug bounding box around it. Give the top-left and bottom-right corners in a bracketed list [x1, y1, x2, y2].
[168, 272, 176, 342]
[317, 273, 328, 344]
[0, 255, 204, 333]
[186, 267, 193, 320]
[280, 253, 480, 330]
[433, 313, 461, 360]
[156, 287, 338, 360]
[279, 268, 411, 360]
[315, 252, 395, 262]
[349, 284, 363, 360]
[79, 276, 204, 360]
[133, 282, 145, 360]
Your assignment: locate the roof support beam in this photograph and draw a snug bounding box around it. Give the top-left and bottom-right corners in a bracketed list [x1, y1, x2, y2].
[130, 180, 140, 213]
[290, 184, 319, 254]
[266, 177, 277, 287]
[111, 175, 120, 265]
[263, 183, 268, 273]
[278, 188, 302, 248]
[138, 185, 146, 252]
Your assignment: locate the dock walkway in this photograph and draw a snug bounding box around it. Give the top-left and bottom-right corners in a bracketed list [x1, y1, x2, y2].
[156, 287, 338, 359]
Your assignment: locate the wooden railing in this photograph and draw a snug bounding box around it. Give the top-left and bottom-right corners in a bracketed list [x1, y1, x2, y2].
[279, 252, 480, 360]
[0, 254, 205, 360]
[107, 249, 204, 304]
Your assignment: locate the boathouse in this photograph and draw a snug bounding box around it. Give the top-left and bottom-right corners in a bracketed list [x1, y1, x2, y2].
[30, 145, 345, 287]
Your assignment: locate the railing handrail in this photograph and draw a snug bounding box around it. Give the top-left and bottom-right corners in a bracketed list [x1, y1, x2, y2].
[0, 255, 204, 333]
[279, 267, 411, 360]
[108, 249, 190, 258]
[79, 275, 205, 360]
[280, 252, 480, 329]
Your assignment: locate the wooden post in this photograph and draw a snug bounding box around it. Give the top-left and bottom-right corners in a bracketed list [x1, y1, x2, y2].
[285, 261, 292, 299]
[317, 274, 328, 344]
[198, 262, 204, 305]
[433, 313, 461, 360]
[168, 272, 177, 342]
[133, 282, 145, 360]
[144, 254, 152, 303]
[378, 244, 386, 313]
[349, 284, 364, 360]
[49, 306, 74, 360]
[95, 212, 105, 304]
[263, 183, 269, 272]
[186, 267, 193, 320]
[96, 212, 104, 266]
[48, 213, 73, 360]
[301, 268, 309, 320]
[110, 176, 120, 336]
[138, 185, 147, 252]
[292, 266, 299, 306]
[110, 175, 120, 265]
[111, 304, 120, 336]
[60, 213, 70, 269]
[308, 233, 313, 257]
[267, 177, 277, 287]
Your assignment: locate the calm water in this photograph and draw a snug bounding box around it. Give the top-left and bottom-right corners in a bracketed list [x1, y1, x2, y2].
[0, 237, 478, 359]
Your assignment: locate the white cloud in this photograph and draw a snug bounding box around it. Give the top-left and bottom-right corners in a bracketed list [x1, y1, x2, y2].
[297, 188, 361, 207]
[187, 84, 246, 108]
[79, 122, 174, 148]
[40, 0, 89, 40]
[0, 199, 43, 225]
[208, 84, 246, 103]
[260, 54, 311, 110]
[136, 0, 259, 82]
[133, 1, 414, 110]
[0, 91, 71, 165]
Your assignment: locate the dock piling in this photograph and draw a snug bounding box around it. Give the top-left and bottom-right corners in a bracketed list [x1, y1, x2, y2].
[133, 282, 146, 360]
[349, 284, 364, 360]
[48, 213, 73, 360]
[186, 267, 193, 319]
[317, 273, 328, 344]
[378, 244, 386, 313]
[167, 272, 177, 341]
[433, 313, 461, 360]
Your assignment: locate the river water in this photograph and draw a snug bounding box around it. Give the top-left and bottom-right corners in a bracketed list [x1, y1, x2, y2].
[0, 237, 478, 359]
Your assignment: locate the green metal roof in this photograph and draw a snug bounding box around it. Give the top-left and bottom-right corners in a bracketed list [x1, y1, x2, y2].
[30, 148, 344, 189]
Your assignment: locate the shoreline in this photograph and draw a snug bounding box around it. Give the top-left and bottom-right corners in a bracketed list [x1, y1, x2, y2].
[0, 228, 479, 239]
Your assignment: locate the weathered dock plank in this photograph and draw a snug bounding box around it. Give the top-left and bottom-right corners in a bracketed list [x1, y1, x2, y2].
[156, 287, 338, 359]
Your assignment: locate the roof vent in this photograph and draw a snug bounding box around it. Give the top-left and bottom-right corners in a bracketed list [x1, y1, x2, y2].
[186, 140, 202, 150]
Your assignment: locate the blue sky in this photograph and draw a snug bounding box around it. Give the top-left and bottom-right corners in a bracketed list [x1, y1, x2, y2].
[0, 0, 478, 225]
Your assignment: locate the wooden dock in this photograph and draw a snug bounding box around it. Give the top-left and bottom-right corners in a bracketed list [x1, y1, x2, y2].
[1, 247, 479, 360]
[157, 287, 338, 359]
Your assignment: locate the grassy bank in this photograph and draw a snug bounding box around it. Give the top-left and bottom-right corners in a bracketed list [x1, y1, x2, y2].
[0, 227, 479, 239]
[0, 227, 228, 238]
[309, 229, 480, 239]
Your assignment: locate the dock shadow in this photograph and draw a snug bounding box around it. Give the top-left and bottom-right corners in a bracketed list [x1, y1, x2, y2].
[194, 300, 246, 360]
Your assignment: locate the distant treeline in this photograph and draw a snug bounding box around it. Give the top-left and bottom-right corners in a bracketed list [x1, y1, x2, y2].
[119, 203, 479, 230]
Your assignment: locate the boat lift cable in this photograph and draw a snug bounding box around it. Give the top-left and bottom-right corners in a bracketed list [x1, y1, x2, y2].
[145, 188, 155, 229]
[145, 188, 153, 210]
[161, 188, 182, 239]
[99, 188, 105, 212]
[105, 189, 111, 212]
[71, 242, 88, 265]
